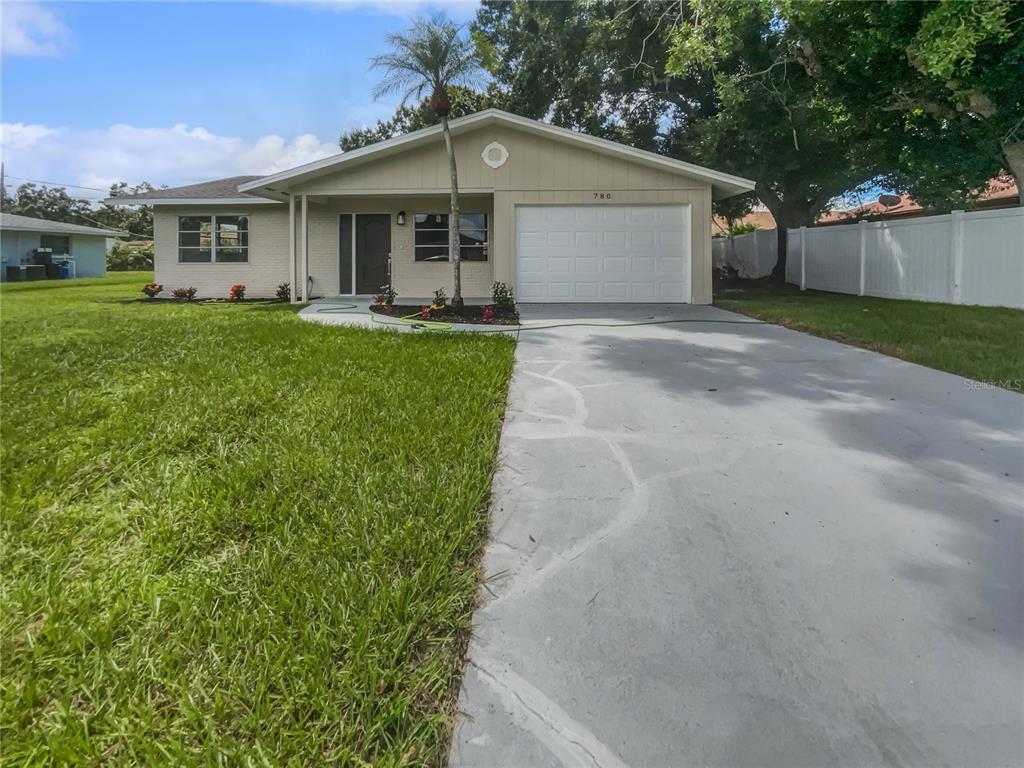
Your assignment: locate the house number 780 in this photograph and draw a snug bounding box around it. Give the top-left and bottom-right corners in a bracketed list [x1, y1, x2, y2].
[593, 192, 613, 200]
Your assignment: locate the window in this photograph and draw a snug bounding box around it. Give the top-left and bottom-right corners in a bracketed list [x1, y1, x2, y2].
[178, 215, 249, 263]
[40, 235, 70, 255]
[414, 213, 487, 262]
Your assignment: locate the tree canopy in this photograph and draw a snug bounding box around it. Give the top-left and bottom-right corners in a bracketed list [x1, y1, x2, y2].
[1, 181, 155, 239]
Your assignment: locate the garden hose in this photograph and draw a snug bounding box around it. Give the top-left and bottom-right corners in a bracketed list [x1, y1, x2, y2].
[309, 302, 764, 334]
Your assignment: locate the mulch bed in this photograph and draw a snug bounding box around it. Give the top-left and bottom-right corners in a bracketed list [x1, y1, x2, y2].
[370, 304, 520, 325]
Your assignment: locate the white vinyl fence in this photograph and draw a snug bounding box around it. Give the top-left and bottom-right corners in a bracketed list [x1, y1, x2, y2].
[712, 229, 777, 278]
[715, 207, 1023, 308]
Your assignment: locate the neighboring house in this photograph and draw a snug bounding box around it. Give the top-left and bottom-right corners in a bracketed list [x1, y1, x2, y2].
[108, 109, 753, 304]
[714, 175, 1020, 234]
[0, 213, 124, 281]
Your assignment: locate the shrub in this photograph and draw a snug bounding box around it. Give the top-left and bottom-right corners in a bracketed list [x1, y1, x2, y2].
[491, 281, 515, 312]
[726, 223, 759, 236]
[109, 241, 154, 271]
[418, 305, 431, 319]
[432, 287, 448, 307]
[376, 284, 397, 306]
[172, 286, 197, 302]
[275, 283, 291, 302]
[141, 282, 163, 299]
[228, 284, 246, 302]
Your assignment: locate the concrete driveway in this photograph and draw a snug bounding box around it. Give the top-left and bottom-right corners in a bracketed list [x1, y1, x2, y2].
[450, 304, 1023, 768]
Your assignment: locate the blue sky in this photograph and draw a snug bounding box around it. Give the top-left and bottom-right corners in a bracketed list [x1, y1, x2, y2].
[0, 1, 479, 199]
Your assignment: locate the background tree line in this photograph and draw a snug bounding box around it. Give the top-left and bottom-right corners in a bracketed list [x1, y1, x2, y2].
[342, 0, 1022, 281]
[1, 181, 156, 240]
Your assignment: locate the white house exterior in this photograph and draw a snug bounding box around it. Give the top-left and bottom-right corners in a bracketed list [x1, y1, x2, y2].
[109, 110, 754, 304]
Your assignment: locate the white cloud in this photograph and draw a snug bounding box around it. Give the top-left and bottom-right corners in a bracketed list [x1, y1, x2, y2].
[1, 2, 71, 57]
[0, 122, 340, 199]
[270, 0, 480, 22]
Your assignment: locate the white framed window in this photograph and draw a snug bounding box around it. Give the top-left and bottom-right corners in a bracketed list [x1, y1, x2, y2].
[413, 213, 488, 262]
[178, 215, 249, 263]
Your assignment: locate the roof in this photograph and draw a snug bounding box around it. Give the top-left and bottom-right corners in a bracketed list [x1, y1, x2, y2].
[820, 176, 1020, 224]
[0, 212, 126, 238]
[239, 110, 754, 201]
[104, 175, 276, 206]
[103, 110, 754, 206]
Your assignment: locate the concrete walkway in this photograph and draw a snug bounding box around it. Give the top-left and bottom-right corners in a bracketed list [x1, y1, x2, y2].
[449, 304, 1024, 767]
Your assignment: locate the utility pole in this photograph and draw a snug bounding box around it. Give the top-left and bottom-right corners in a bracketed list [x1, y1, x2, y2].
[1, 161, 5, 211]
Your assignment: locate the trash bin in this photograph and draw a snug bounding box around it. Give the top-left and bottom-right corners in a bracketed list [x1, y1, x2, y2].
[60, 263, 72, 279]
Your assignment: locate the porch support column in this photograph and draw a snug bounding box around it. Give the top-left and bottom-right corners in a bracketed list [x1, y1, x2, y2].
[300, 194, 309, 302]
[288, 193, 297, 303]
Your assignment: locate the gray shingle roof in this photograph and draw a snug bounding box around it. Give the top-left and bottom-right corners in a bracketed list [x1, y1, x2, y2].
[108, 176, 263, 201]
[0, 213, 125, 237]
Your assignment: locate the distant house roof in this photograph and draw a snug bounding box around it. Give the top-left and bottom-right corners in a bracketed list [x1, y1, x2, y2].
[0, 212, 125, 238]
[820, 175, 1020, 224]
[104, 176, 273, 205]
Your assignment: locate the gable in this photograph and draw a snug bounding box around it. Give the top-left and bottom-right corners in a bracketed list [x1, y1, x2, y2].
[243, 110, 753, 200]
[292, 123, 715, 196]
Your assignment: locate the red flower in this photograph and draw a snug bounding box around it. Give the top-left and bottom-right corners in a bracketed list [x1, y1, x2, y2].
[482, 305, 495, 322]
[419, 305, 431, 319]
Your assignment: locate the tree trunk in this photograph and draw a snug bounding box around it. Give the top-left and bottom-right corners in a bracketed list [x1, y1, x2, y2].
[441, 115, 463, 307]
[771, 225, 788, 284]
[1001, 138, 1024, 207]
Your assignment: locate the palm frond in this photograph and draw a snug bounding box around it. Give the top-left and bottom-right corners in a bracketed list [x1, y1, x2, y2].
[370, 13, 483, 106]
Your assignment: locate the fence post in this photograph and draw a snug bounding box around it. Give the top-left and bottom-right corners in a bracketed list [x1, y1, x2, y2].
[799, 226, 807, 290]
[950, 210, 964, 304]
[858, 220, 867, 296]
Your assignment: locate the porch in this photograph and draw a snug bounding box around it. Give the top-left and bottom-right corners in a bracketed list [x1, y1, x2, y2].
[287, 194, 496, 304]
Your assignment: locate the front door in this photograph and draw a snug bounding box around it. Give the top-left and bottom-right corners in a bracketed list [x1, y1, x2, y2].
[355, 214, 390, 295]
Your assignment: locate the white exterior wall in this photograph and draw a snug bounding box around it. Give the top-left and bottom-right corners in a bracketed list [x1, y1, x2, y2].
[712, 229, 778, 278]
[784, 208, 1024, 308]
[153, 205, 289, 298]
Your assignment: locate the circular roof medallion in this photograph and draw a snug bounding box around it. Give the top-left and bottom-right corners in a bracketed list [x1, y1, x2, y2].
[482, 141, 509, 169]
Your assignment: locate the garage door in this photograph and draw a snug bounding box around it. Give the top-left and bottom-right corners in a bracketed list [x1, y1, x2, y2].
[516, 205, 689, 303]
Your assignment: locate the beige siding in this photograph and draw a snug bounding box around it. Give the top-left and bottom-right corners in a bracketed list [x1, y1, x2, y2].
[153, 205, 289, 298]
[300, 196, 494, 299]
[294, 125, 710, 196]
[292, 124, 715, 303]
[155, 123, 719, 302]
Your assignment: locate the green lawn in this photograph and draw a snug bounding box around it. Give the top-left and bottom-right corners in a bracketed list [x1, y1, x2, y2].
[715, 281, 1024, 386]
[0, 273, 515, 765]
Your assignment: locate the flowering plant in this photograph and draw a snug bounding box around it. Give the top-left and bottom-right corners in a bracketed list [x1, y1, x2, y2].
[141, 283, 163, 298]
[418, 305, 431, 319]
[228, 284, 246, 302]
[481, 305, 495, 323]
[372, 293, 385, 306]
[376, 284, 397, 306]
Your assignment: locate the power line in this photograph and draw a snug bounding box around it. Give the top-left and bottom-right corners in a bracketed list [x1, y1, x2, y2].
[3, 175, 110, 193]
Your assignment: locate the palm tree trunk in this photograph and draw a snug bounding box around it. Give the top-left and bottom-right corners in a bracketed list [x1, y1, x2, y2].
[441, 115, 463, 306]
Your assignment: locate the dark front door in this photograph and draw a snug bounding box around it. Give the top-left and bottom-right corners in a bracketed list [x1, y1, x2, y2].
[355, 214, 390, 294]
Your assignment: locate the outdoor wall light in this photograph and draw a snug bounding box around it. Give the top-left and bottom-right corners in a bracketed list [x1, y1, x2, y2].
[397, 210, 406, 226]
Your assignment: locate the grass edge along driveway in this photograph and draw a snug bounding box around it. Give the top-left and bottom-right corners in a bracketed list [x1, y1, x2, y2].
[715, 281, 1024, 389]
[0, 273, 515, 765]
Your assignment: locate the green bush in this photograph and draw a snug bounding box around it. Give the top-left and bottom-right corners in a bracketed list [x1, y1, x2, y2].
[491, 281, 515, 309]
[108, 241, 154, 271]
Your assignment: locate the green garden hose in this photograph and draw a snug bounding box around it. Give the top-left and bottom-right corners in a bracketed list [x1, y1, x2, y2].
[309, 302, 764, 334]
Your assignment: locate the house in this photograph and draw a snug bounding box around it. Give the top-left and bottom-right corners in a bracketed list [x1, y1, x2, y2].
[715, 174, 1020, 233]
[0, 213, 124, 282]
[107, 109, 754, 304]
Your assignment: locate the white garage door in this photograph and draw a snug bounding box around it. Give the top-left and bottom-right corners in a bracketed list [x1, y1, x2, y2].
[516, 205, 690, 303]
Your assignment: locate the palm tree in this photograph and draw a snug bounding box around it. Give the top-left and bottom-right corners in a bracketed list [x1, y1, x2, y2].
[371, 15, 482, 307]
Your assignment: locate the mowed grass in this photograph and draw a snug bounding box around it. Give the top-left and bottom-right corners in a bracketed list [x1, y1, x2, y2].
[0, 273, 515, 765]
[715, 281, 1024, 386]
